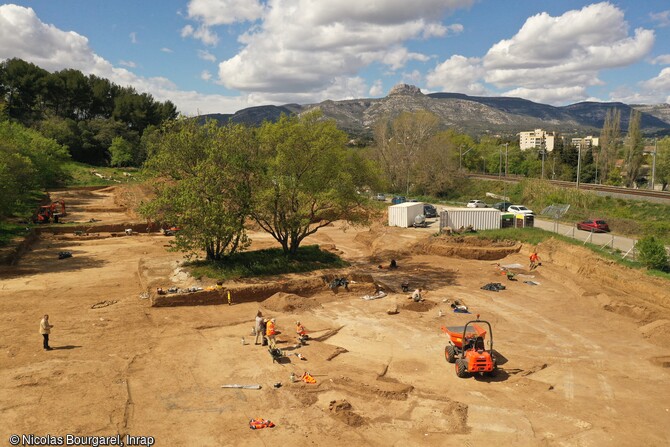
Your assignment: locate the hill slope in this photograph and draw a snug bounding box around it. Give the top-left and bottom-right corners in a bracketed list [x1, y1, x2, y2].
[200, 84, 670, 137]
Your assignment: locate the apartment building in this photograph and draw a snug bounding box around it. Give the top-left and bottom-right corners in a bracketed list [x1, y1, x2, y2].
[570, 136, 599, 150]
[519, 129, 557, 151]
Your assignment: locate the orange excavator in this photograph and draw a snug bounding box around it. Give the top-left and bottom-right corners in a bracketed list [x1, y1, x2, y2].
[35, 200, 66, 224]
[442, 316, 497, 378]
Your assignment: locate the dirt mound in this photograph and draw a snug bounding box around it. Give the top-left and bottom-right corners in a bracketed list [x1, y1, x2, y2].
[538, 238, 669, 302]
[262, 292, 321, 313]
[328, 400, 366, 427]
[639, 320, 670, 340]
[402, 300, 437, 312]
[417, 235, 521, 260]
[602, 300, 653, 323]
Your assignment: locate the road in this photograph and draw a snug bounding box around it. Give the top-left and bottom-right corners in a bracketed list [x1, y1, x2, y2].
[533, 218, 637, 256]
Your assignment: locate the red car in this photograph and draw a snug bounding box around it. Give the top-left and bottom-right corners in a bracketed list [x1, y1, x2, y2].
[576, 219, 610, 232]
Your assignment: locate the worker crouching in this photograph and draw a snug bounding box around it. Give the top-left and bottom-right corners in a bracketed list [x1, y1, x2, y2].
[295, 321, 309, 345]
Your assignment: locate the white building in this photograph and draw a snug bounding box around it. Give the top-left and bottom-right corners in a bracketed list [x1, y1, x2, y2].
[519, 129, 557, 151]
[570, 136, 599, 150]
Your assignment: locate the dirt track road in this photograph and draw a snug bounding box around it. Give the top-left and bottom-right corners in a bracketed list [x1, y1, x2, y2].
[1, 187, 670, 447]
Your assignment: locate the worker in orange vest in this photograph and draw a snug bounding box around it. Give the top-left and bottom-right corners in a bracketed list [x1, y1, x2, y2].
[529, 252, 540, 270]
[295, 321, 309, 344]
[266, 318, 277, 348]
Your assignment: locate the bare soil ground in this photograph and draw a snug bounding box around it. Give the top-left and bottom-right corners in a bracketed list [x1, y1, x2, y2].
[2, 186, 670, 447]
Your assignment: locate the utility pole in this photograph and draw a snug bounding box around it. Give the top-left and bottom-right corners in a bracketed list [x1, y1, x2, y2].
[498, 147, 502, 179]
[651, 138, 657, 190]
[504, 143, 509, 177]
[540, 141, 546, 180]
[576, 144, 582, 189]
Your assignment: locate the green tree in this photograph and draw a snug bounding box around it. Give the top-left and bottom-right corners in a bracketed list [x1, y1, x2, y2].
[252, 111, 369, 256]
[373, 111, 440, 194]
[108, 137, 134, 167]
[623, 110, 644, 187]
[636, 236, 669, 271]
[655, 137, 670, 191]
[599, 108, 621, 184]
[0, 146, 36, 217]
[142, 119, 252, 260]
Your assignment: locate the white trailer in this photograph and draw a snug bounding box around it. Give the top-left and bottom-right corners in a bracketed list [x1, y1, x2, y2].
[388, 202, 425, 228]
[439, 208, 501, 231]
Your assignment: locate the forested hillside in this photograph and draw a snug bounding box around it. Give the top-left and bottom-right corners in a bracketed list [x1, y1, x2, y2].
[0, 58, 178, 166]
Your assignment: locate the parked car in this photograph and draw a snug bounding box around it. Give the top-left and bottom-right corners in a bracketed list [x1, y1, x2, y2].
[466, 200, 487, 208]
[493, 201, 513, 212]
[391, 196, 406, 205]
[423, 204, 437, 218]
[508, 205, 534, 215]
[576, 219, 610, 233]
[375, 193, 386, 201]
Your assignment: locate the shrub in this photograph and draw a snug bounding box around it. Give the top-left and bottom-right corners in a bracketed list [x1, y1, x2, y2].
[636, 236, 669, 271]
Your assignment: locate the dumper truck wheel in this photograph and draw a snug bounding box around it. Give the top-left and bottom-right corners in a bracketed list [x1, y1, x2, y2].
[455, 359, 468, 378]
[445, 345, 456, 363]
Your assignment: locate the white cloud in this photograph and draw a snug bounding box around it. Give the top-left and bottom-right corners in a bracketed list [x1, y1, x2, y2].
[0, 4, 268, 114]
[161, 47, 173, 53]
[425, 55, 486, 95]
[369, 79, 384, 97]
[213, 0, 473, 95]
[129, 32, 137, 44]
[483, 3, 654, 90]
[611, 66, 670, 104]
[426, 2, 655, 104]
[502, 86, 588, 105]
[187, 0, 264, 26]
[651, 54, 670, 65]
[382, 47, 430, 70]
[642, 67, 670, 91]
[201, 70, 212, 81]
[650, 10, 670, 27]
[119, 60, 136, 68]
[401, 69, 423, 85]
[197, 49, 216, 62]
[181, 24, 218, 46]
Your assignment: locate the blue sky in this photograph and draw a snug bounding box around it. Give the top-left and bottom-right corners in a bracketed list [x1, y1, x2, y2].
[1, 1, 669, 115]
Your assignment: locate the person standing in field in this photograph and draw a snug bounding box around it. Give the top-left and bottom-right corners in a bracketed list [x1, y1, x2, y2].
[254, 311, 264, 345]
[529, 252, 540, 270]
[39, 314, 54, 351]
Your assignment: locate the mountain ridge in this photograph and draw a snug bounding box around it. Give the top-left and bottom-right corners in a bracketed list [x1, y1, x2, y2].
[200, 85, 670, 138]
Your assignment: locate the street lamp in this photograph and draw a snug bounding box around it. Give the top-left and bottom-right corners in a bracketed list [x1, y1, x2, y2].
[459, 146, 474, 171]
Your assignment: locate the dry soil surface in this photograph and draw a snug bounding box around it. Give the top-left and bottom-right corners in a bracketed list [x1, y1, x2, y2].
[1, 186, 670, 447]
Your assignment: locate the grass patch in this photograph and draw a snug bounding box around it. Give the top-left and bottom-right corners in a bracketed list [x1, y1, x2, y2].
[187, 244, 349, 280]
[474, 227, 549, 246]
[63, 161, 146, 187]
[0, 222, 29, 247]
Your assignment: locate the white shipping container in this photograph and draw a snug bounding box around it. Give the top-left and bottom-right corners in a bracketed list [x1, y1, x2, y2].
[439, 208, 501, 231]
[388, 202, 425, 228]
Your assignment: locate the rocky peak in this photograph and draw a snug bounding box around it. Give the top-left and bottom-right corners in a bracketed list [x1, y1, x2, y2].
[388, 84, 423, 97]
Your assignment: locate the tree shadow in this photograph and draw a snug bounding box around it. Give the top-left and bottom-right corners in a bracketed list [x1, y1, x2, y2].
[385, 261, 459, 291]
[17, 239, 107, 273]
